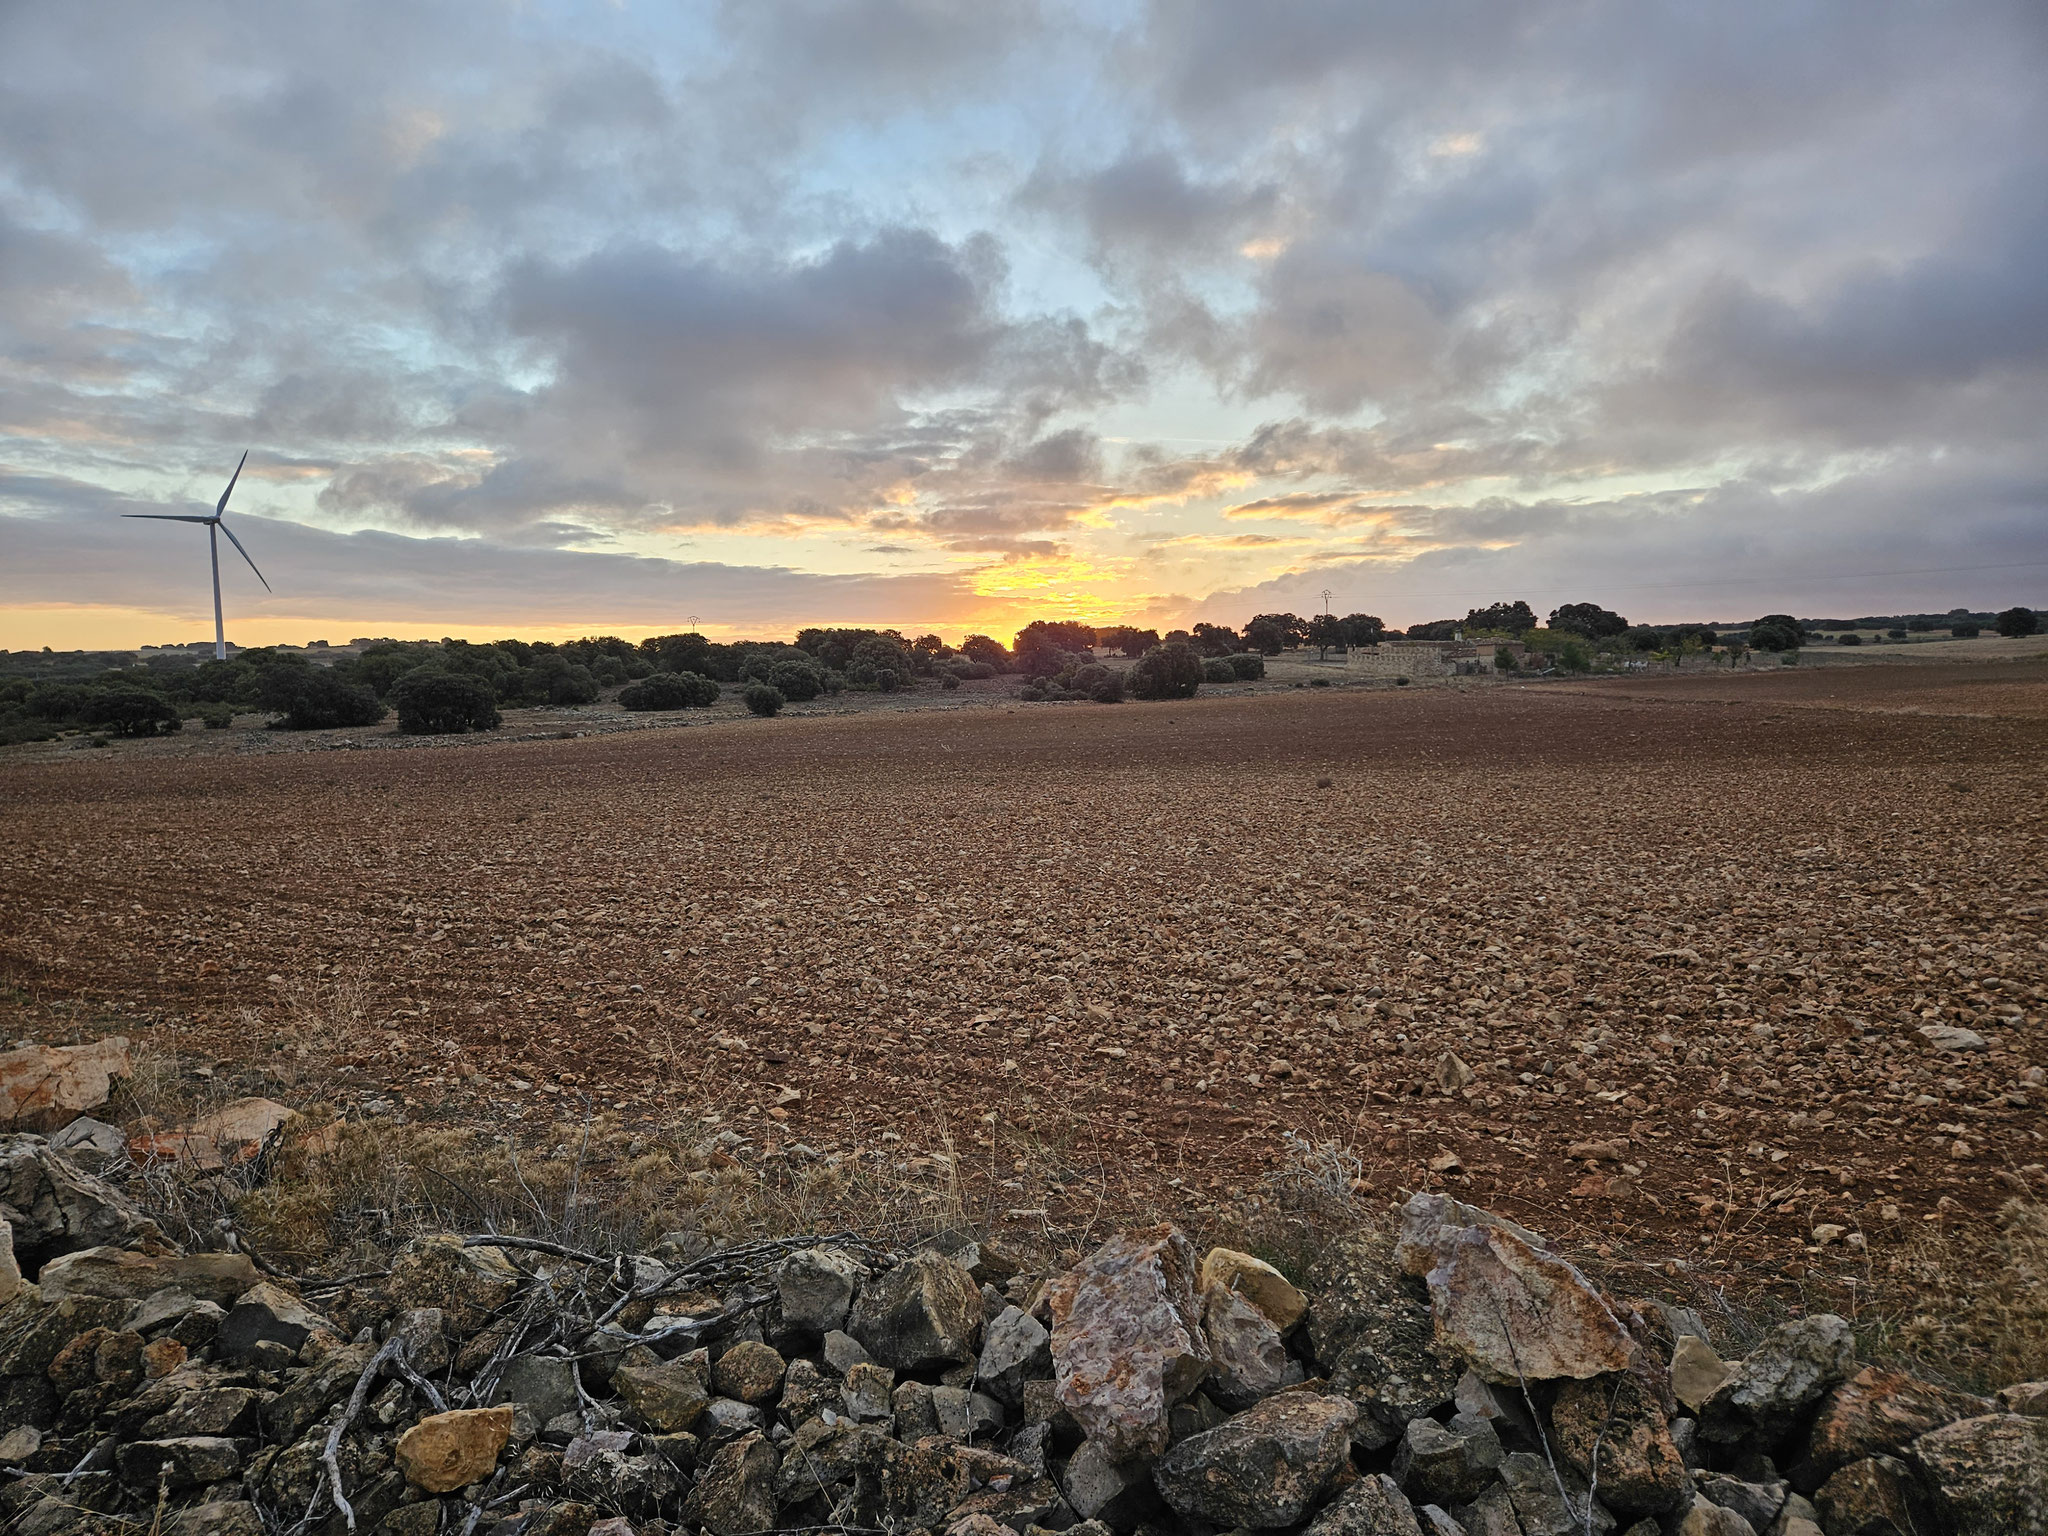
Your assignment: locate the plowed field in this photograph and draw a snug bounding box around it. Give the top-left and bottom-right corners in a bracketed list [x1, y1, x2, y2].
[3, 663, 2043, 1297]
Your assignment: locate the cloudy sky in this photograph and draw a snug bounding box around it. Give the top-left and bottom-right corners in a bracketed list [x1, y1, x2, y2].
[3, 0, 2044, 648]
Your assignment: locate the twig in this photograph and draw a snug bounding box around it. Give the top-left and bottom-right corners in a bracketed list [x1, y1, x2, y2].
[1583, 1376, 1624, 1536]
[388, 1347, 449, 1414]
[504, 1135, 554, 1233]
[421, 1165, 499, 1233]
[325, 1338, 405, 1531]
[463, 1234, 610, 1265]
[1490, 1295, 1585, 1532]
[562, 1096, 593, 1242]
[62, 1437, 113, 1486]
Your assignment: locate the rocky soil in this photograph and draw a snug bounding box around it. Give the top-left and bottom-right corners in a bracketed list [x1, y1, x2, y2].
[0, 672, 2043, 1311]
[5, 1133, 2047, 1536]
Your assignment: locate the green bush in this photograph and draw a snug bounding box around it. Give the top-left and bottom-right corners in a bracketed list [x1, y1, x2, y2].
[1749, 614, 1803, 652]
[1886, 628, 1907, 640]
[1557, 638, 1593, 672]
[1130, 642, 1203, 700]
[1225, 653, 1265, 680]
[1838, 633, 1862, 646]
[1090, 671, 1126, 704]
[1018, 685, 1046, 702]
[195, 704, 236, 729]
[79, 688, 183, 737]
[392, 670, 502, 734]
[1495, 647, 1520, 673]
[765, 657, 827, 701]
[261, 668, 387, 729]
[1310, 677, 1331, 687]
[1996, 606, 2040, 638]
[940, 674, 960, 691]
[743, 683, 785, 716]
[1202, 658, 1235, 684]
[617, 672, 720, 710]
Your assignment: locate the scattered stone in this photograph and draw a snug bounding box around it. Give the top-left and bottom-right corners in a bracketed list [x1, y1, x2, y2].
[931, 1382, 1003, 1440]
[1670, 1495, 1757, 1535]
[841, 1359, 896, 1422]
[1045, 1224, 1210, 1460]
[1997, 1380, 2048, 1416]
[822, 1329, 871, 1375]
[0, 1132, 160, 1263]
[1061, 1438, 1161, 1527]
[778, 1246, 867, 1335]
[1907, 1411, 2048, 1534]
[1198, 1247, 1309, 1331]
[1424, 1222, 1636, 1384]
[849, 1249, 983, 1371]
[383, 1235, 523, 1336]
[491, 1354, 582, 1425]
[48, 1116, 126, 1168]
[0, 1217, 20, 1306]
[36, 1247, 259, 1306]
[1917, 1023, 1987, 1052]
[1153, 1391, 1357, 1528]
[0, 1038, 132, 1132]
[1802, 1364, 1993, 1477]
[187, 1098, 298, 1159]
[394, 1405, 514, 1493]
[1696, 1473, 1784, 1530]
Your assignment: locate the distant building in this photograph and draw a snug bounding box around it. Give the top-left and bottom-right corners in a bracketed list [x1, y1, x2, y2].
[1345, 639, 1500, 677]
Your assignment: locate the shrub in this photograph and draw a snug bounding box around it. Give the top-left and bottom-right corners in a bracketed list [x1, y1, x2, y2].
[1996, 606, 2040, 638]
[263, 669, 387, 730]
[1495, 648, 1520, 673]
[1838, 633, 1862, 646]
[1090, 671, 1126, 704]
[743, 683, 785, 716]
[940, 674, 960, 691]
[1395, 676, 1411, 686]
[1951, 622, 1981, 638]
[80, 688, 183, 737]
[1018, 685, 1046, 702]
[617, 672, 720, 710]
[1749, 614, 1803, 652]
[1226, 653, 1265, 680]
[392, 670, 502, 734]
[195, 704, 235, 729]
[1202, 659, 1235, 684]
[1887, 627, 1907, 639]
[1130, 642, 1203, 700]
[1310, 677, 1331, 687]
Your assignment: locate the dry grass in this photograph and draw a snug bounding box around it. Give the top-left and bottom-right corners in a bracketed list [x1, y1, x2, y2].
[1857, 1199, 2048, 1392]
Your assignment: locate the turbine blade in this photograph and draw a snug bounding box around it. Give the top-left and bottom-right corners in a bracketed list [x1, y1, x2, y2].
[217, 517, 271, 591]
[122, 513, 217, 523]
[216, 449, 248, 516]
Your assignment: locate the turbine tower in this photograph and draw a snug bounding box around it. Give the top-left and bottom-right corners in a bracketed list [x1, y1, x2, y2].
[124, 452, 271, 661]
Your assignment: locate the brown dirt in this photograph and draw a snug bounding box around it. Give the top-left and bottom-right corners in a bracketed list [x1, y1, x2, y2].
[2, 664, 2044, 1324]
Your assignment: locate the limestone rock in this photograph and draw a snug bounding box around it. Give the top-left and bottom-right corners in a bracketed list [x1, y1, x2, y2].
[1064, 1449, 1163, 1531]
[1198, 1248, 1309, 1331]
[187, 1099, 298, 1160]
[1456, 1485, 1526, 1536]
[0, 1133, 161, 1265]
[976, 1304, 1051, 1405]
[383, 1235, 523, 1336]
[1814, 1454, 1932, 1535]
[1998, 1380, 2048, 1416]
[1152, 1391, 1357, 1528]
[394, 1406, 514, 1493]
[1552, 1370, 1691, 1515]
[36, 1247, 259, 1307]
[115, 1436, 242, 1491]
[780, 1357, 834, 1425]
[165, 1501, 265, 1536]
[1425, 1223, 1636, 1385]
[0, 1217, 20, 1306]
[931, 1382, 1003, 1440]
[613, 1356, 711, 1432]
[217, 1281, 328, 1361]
[684, 1430, 779, 1536]
[1498, 1449, 1616, 1536]
[1796, 1364, 1989, 1482]
[849, 1249, 983, 1371]
[822, 1328, 870, 1374]
[778, 1246, 867, 1335]
[1394, 1192, 1548, 1277]
[1304, 1474, 1427, 1535]
[1696, 1474, 1783, 1531]
[490, 1354, 581, 1424]
[0, 1038, 131, 1132]
[1908, 1411, 2048, 1534]
[1306, 1233, 1463, 1452]
[1699, 1315, 1854, 1444]
[841, 1359, 895, 1423]
[1670, 1495, 1757, 1535]
[713, 1339, 786, 1405]
[259, 1340, 375, 1442]
[1393, 1414, 1503, 1506]
[1670, 1335, 1732, 1412]
[1045, 1224, 1210, 1460]
[1202, 1284, 1294, 1410]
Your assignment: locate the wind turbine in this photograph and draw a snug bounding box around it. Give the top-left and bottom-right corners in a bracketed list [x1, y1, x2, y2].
[124, 451, 271, 661]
